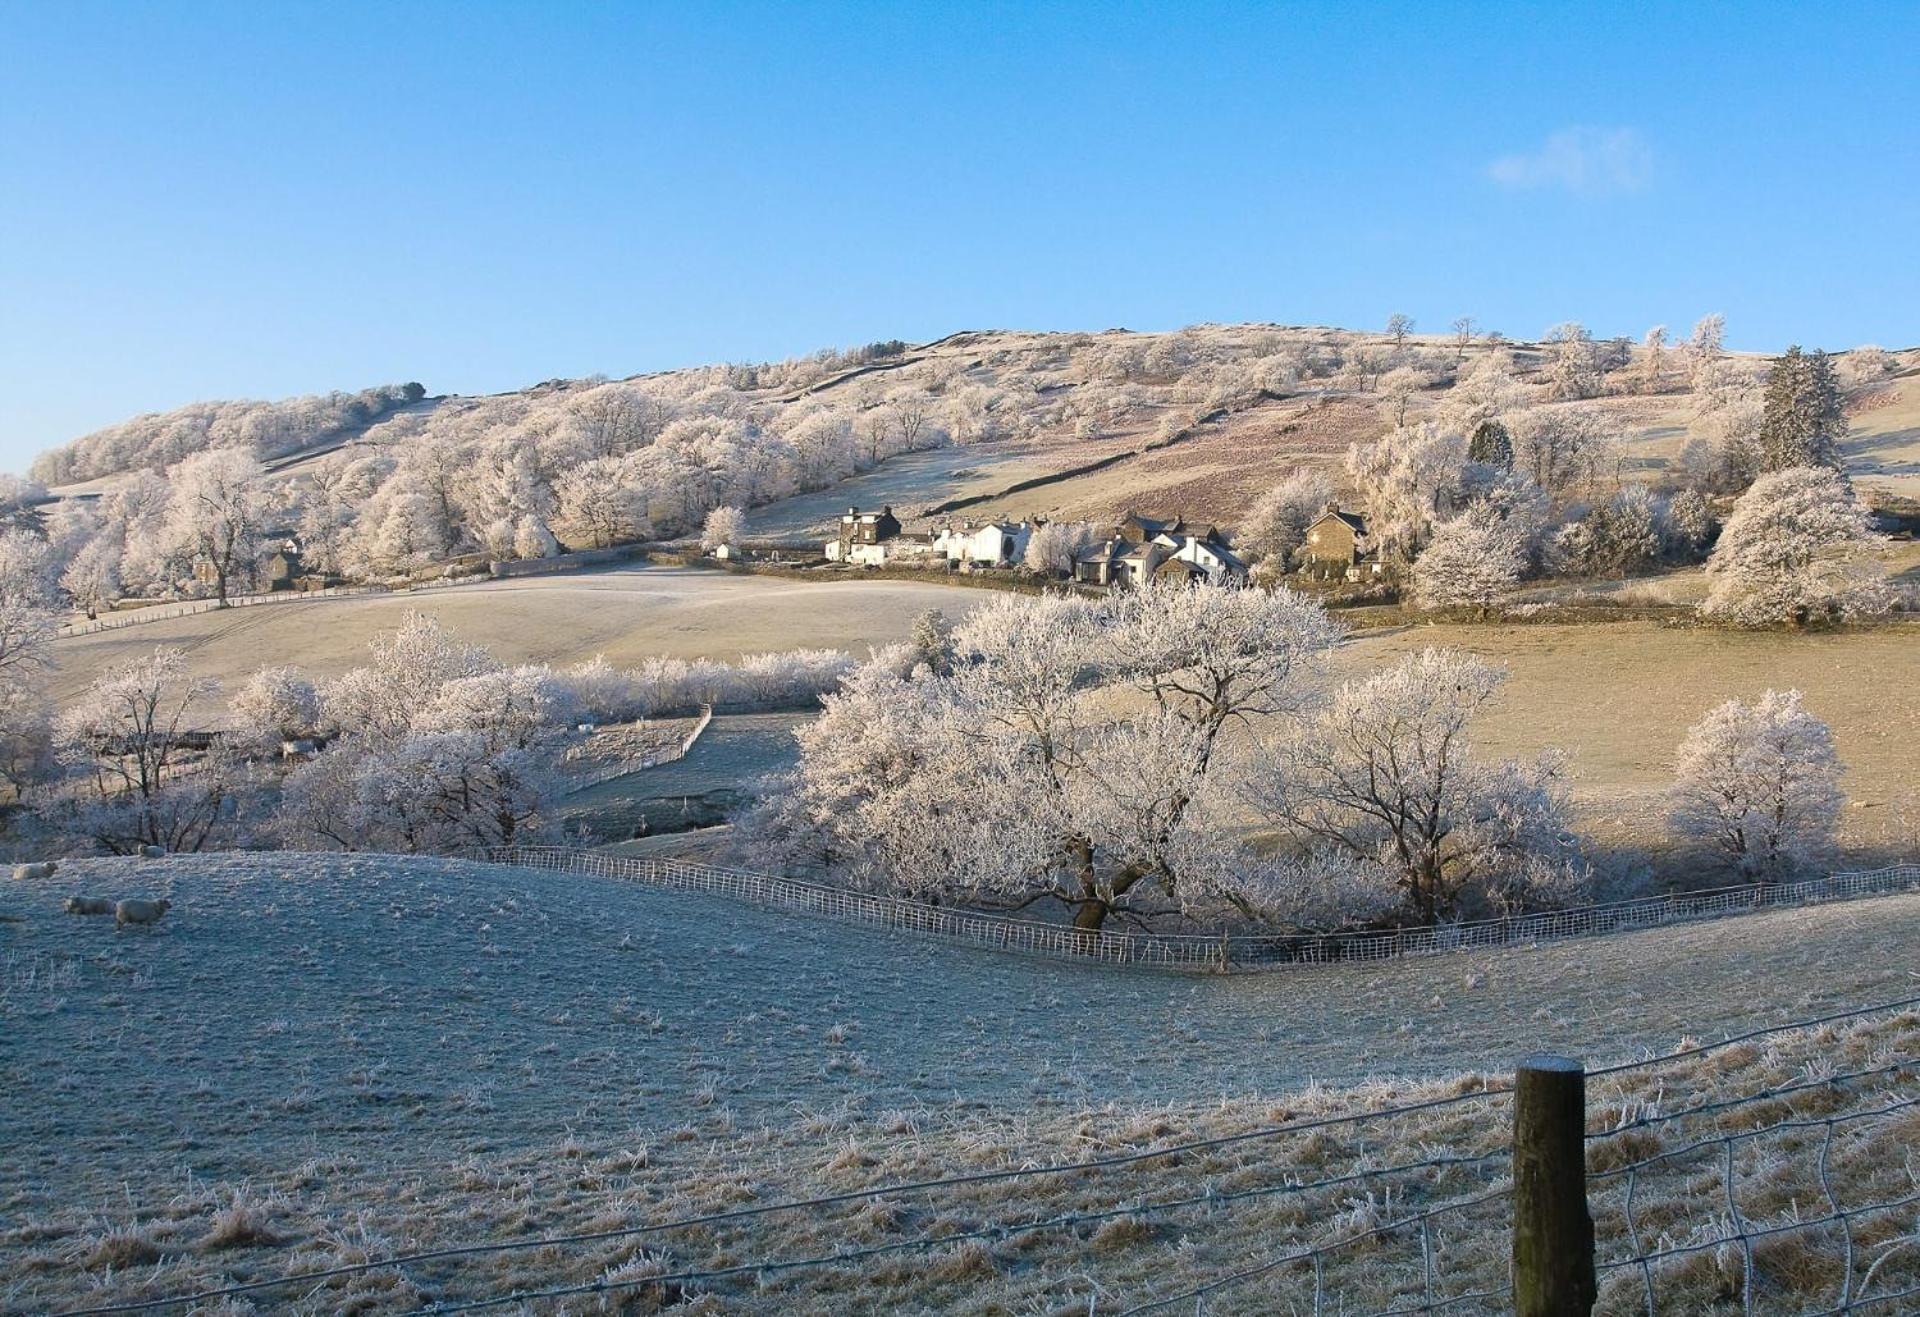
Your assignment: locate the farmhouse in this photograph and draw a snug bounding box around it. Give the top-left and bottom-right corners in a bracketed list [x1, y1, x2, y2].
[1300, 505, 1385, 581]
[1073, 511, 1248, 587]
[933, 519, 1031, 568]
[824, 505, 902, 564]
[263, 536, 304, 590]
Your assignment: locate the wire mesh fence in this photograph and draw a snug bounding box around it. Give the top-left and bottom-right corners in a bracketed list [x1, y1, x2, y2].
[63, 998, 1920, 1315]
[488, 845, 1920, 974]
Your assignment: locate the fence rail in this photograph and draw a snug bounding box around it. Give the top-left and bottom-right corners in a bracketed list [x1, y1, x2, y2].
[485, 846, 1920, 974]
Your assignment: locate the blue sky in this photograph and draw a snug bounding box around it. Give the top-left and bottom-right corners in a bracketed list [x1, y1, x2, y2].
[2, 2, 1916, 472]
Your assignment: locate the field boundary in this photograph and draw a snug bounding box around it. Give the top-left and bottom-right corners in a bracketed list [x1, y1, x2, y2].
[487, 846, 1920, 972]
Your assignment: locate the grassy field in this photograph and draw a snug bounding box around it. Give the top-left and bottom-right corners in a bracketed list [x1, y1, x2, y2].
[45, 565, 985, 718]
[44, 565, 1920, 861]
[1339, 620, 1920, 855]
[4, 852, 1918, 1312]
[557, 711, 809, 842]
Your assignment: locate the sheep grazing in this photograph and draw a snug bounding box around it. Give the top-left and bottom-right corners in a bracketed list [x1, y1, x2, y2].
[65, 896, 115, 916]
[12, 861, 58, 880]
[138, 845, 166, 859]
[114, 898, 172, 928]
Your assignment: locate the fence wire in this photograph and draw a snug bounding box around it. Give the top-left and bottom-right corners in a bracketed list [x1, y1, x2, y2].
[62, 976, 1920, 1316]
[490, 846, 1920, 974]
[1587, 1046, 1920, 1316]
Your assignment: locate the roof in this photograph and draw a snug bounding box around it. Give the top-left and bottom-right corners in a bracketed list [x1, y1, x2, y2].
[1311, 508, 1368, 536]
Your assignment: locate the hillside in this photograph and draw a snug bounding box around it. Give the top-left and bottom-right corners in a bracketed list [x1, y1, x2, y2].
[4, 852, 1918, 1311]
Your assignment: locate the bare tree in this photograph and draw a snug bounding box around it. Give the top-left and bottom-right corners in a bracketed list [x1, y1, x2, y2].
[52, 647, 226, 853]
[1451, 316, 1477, 360]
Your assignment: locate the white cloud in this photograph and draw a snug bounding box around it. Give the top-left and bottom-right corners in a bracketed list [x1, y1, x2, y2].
[1487, 127, 1653, 196]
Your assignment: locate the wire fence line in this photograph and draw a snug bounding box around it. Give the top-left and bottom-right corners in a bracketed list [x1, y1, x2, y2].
[71, 997, 1920, 1316]
[488, 845, 1920, 974]
[52, 568, 515, 638]
[53, 583, 400, 637]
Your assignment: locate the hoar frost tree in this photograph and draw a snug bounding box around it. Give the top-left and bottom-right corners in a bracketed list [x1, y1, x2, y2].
[1022, 520, 1096, 577]
[1240, 468, 1334, 578]
[701, 505, 747, 554]
[1670, 689, 1841, 879]
[1701, 466, 1885, 626]
[162, 449, 269, 603]
[1412, 511, 1526, 609]
[747, 584, 1344, 932]
[52, 647, 228, 853]
[1250, 648, 1585, 923]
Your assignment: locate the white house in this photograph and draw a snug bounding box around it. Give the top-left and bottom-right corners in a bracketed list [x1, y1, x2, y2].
[933, 520, 1031, 568]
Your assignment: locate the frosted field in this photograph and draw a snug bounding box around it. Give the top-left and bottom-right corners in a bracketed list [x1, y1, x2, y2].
[46, 565, 983, 716]
[6, 853, 1920, 1310]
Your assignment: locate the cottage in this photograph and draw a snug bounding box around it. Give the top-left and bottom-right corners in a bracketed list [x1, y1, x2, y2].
[1300, 505, 1386, 581]
[1072, 513, 1248, 588]
[263, 537, 304, 590]
[934, 520, 1031, 568]
[824, 505, 902, 562]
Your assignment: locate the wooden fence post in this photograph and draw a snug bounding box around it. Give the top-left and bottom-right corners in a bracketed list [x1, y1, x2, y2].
[1512, 1054, 1595, 1316]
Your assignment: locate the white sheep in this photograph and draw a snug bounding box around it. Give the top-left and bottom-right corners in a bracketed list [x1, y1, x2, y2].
[114, 898, 172, 928]
[64, 896, 115, 916]
[12, 861, 58, 880]
[138, 845, 166, 859]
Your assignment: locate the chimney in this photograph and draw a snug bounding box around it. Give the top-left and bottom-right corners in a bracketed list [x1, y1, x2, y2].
[881, 505, 892, 517]
[848, 506, 859, 517]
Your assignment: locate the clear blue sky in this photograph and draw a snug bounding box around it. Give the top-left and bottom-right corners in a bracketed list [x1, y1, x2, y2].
[2, 2, 1916, 472]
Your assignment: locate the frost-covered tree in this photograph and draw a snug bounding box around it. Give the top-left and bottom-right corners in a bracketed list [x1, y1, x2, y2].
[228, 665, 320, 757]
[1757, 346, 1845, 472]
[1412, 512, 1525, 609]
[701, 505, 747, 553]
[1022, 520, 1096, 576]
[1846, 345, 1893, 384]
[1239, 468, 1334, 570]
[1543, 322, 1600, 400]
[1345, 422, 1467, 562]
[278, 620, 570, 852]
[1701, 466, 1885, 626]
[748, 585, 1343, 932]
[1670, 689, 1841, 879]
[1549, 485, 1666, 578]
[52, 647, 227, 853]
[1385, 313, 1415, 350]
[0, 599, 55, 793]
[555, 458, 649, 549]
[512, 514, 559, 560]
[908, 607, 954, 675]
[161, 449, 269, 603]
[1688, 313, 1726, 388]
[1509, 406, 1617, 494]
[1664, 487, 1716, 561]
[1251, 648, 1584, 922]
[1638, 324, 1669, 392]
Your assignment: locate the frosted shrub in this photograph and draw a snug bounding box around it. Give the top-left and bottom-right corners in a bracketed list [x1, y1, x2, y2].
[1669, 689, 1842, 879]
[1701, 467, 1886, 626]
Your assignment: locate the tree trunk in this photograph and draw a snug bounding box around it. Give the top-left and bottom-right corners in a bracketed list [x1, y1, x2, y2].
[1072, 898, 1110, 931]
